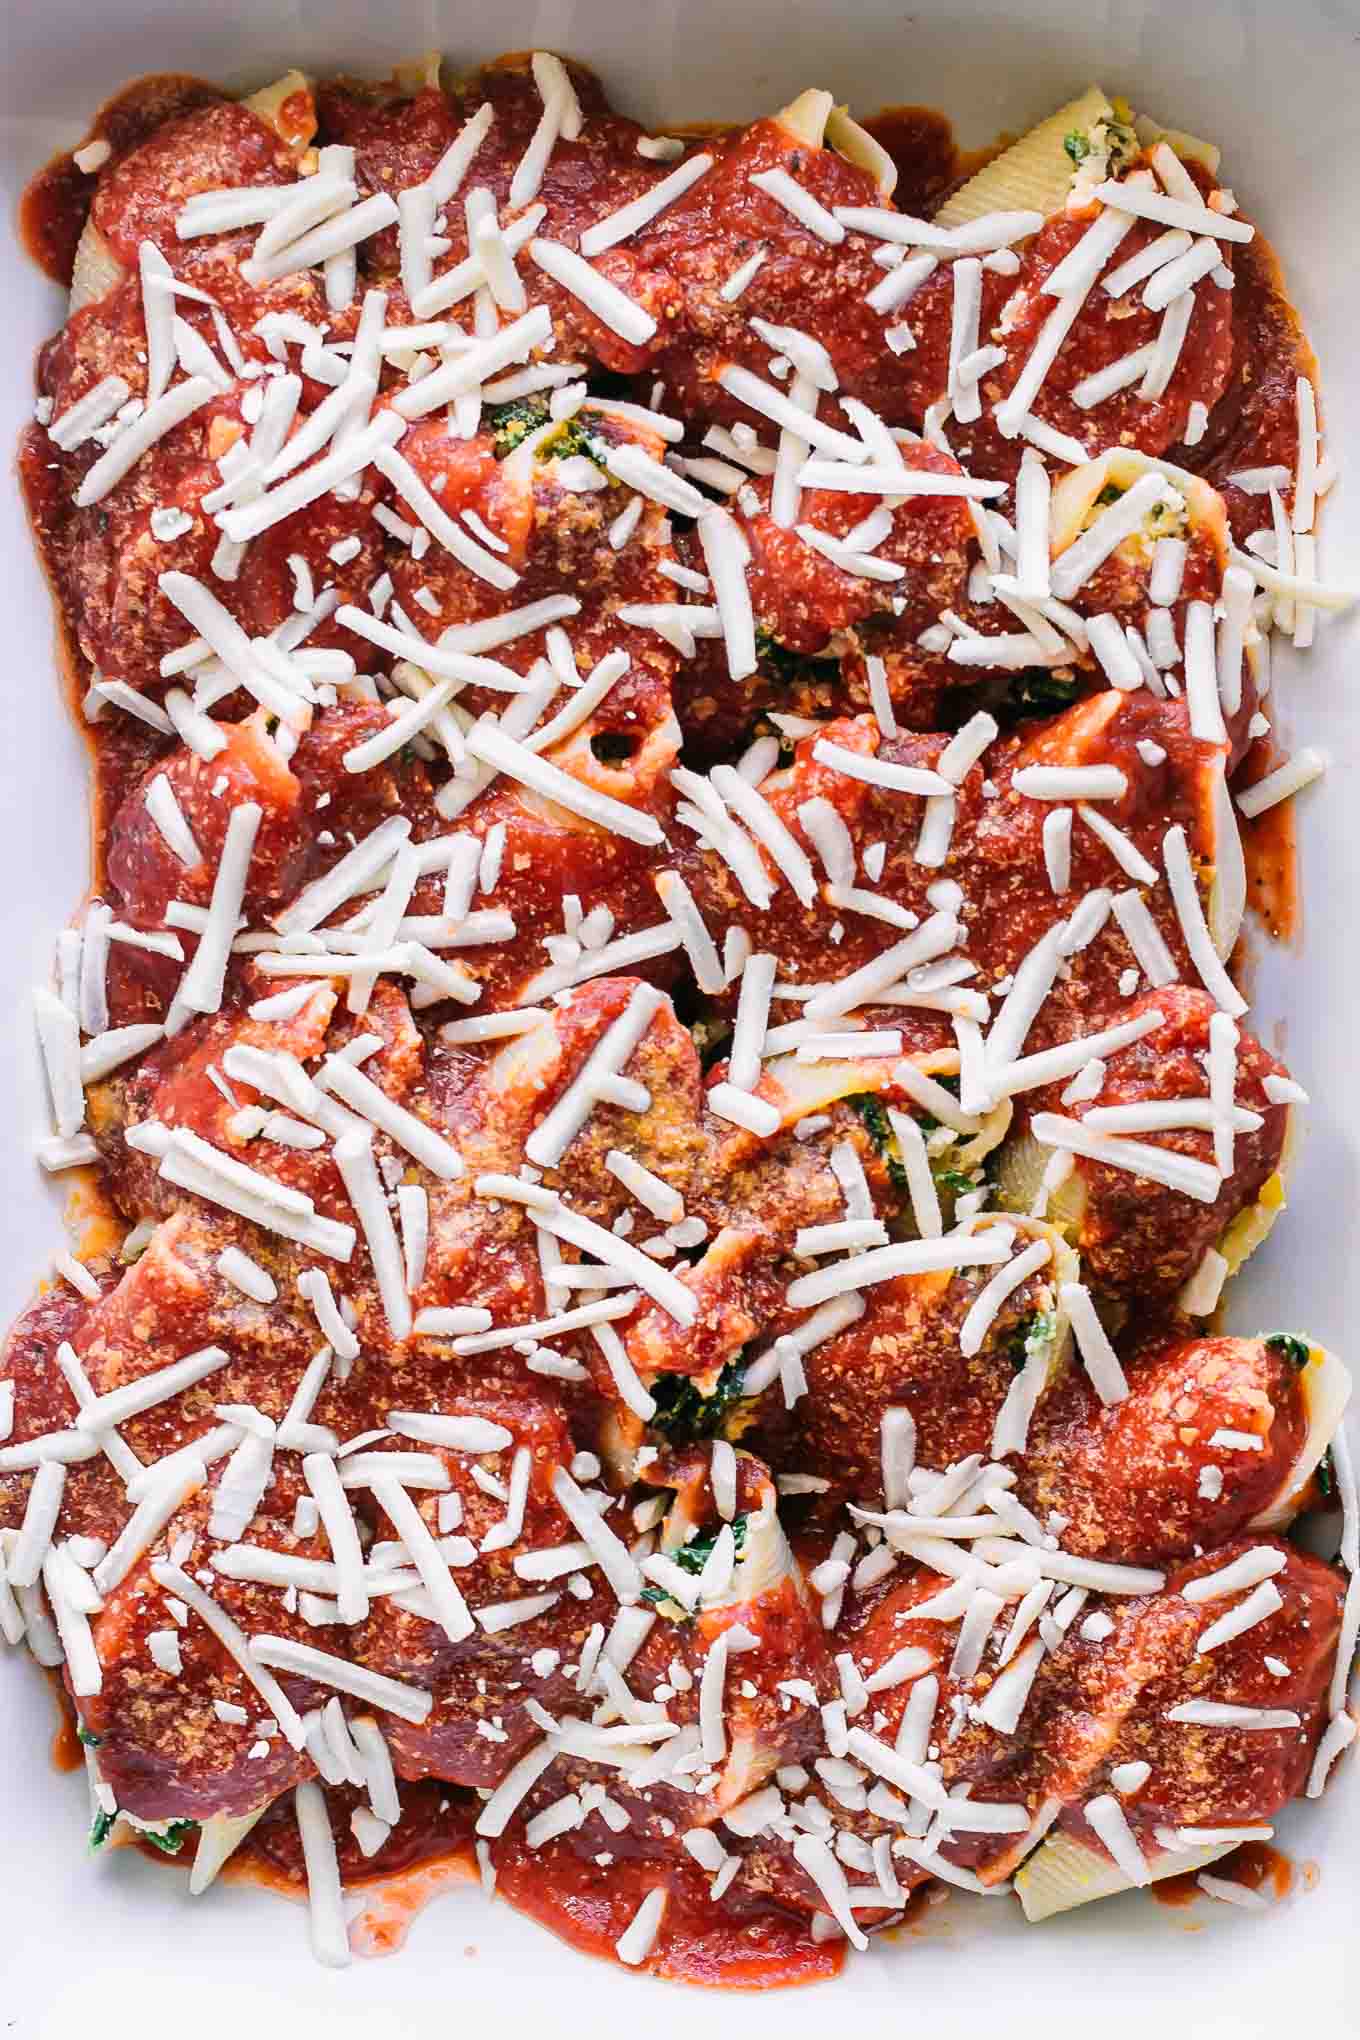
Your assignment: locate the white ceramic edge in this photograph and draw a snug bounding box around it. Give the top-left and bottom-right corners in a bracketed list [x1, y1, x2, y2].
[1, 5, 1356, 2036]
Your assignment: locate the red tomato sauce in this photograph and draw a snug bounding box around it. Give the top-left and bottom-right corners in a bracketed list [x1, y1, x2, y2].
[1238, 740, 1301, 942]
[19, 74, 227, 286]
[493, 1836, 845, 1987]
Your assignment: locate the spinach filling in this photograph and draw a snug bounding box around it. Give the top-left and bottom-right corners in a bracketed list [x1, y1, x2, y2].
[90, 1810, 197, 1854]
[848, 1093, 909, 1197]
[1006, 1307, 1059, 1373]
[649, 1358, 748, 1443]
[141, 1819, 197, 1856]
[640, 1514, 750, 1611]
[487, 395, 550, 458]
[544, 415, 613, 470]
[486, 398, 613, 470]
[753, 625, 841, 693]
[848, 1082, 976, 1203]
[1003, 670, 1081, 720]
[954, 668, 1081, 730]
[673, 1513, 749, 1577]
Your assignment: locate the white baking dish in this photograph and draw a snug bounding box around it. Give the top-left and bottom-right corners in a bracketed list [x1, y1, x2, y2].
[1, 3, 1356, 2032]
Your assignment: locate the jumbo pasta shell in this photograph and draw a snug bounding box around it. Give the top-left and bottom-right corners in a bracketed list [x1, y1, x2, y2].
[69, 70, 317, 314]
[1133, 112, 1221, 176]
[241, 68, 318, 152]
[188, 1805, 270, 1894]
[935, 85, 1114, 227]
[1049, 447, 1230, 572]
[824, 105, 898, 196]
[774, 88, 836, 151]
[1016, 1828, 1236, 1920]
[69, 219, 126, 312]
[1249, 1341, 1352, 1530]
[993, 1130, 1090, 1236]
[389, 51, 444, 96]
[1206, 753, 1247, 961]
